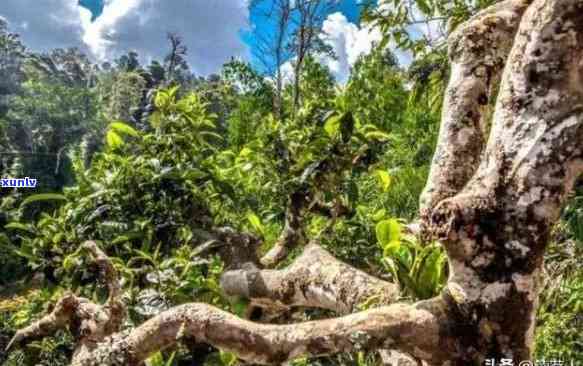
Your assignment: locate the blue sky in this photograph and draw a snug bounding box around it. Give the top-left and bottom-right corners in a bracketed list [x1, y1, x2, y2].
[241, 0, 364, 72]
[77, 0, 365, 72]
[0, 0, 387, 80]
[78, 0, 104, 21]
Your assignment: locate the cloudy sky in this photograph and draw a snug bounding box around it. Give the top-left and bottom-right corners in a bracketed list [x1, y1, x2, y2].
[0, 0, 409, 81]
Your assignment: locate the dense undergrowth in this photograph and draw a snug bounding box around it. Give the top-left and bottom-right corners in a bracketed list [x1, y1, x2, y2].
[0, 3, 581, 365]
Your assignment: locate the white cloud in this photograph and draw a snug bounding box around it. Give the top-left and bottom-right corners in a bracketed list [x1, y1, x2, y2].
[318, 12, 411, 83]
[83, 0, 250, 75]
[317, 6, 445, 83]
[277, 12, 410, 85]
[0, 0, 250, 75]
[280, 60, 295, 85]
[319, 12, 381, 82]
[0, 0, 91, 52]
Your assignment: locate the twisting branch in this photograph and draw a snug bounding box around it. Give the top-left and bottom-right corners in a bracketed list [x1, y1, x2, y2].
[72, 300, 451, 366]
[260, 190, 307, 267]
[81, 241, 126, 335]
[5, 294, 80, 352]
[419, 0, 532, 228]
[81, 241, 120, 305]
[422, 0, 583, 362]
[223, 243, 399, 314]
[6, 242, 127, 357]
[9, 241, 440, 366]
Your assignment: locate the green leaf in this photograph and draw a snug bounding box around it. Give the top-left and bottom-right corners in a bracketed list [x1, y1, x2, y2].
[52, 232, 65, 245]
[247, 212, 264, 236]
[5, 222, 35, 234]
[164, 352, 176, 366]
[365, 131, 392, 141]
[375, 170, 392, 192]
[154, 92, 169, 109]
[324, 114, 341, 137]
[106, 130, 123, 149]
[199, 131, 223, 141]
[382, 241, 401, 257]
[415, 0, 432, 14]
[0, 233, 11, 247]
[372, 208, 386, 221]
[110, 121, 139, 137]
[146, 351, 164, 366]
[21, 193, 66, 208]
[232, 298, 249, 317]
[112, 235, 130, 245]
[375, 219, 402, 247]
[220, 351, 237, 366]
[239, 147, 252, 157]
[62, 253, 80, 272]
[415, 246, 446, 299]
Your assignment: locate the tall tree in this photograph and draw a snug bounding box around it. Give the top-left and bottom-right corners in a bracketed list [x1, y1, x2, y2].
[5, 48, 100, 190]
[249, 0, 293, 120]
[164, 33, 190, 85]
[288, 0, 336, 115]
[114, 51, 141, 72]
[250, 0, 335, 119]
[0, 19, 26, 177]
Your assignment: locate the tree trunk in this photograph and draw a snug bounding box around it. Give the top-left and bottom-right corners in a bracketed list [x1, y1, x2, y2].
[423, 0, 583, 361]
[7, 0, 583, 364]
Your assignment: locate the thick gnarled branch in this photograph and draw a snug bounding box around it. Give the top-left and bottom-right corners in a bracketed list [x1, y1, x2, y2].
[72, 300, 451, 366]
[6, 241, 126, 355]
[423, 0, 583, 362]
[81, 241, 125, 335]
[420, 0, 532, 225]
[222, 243, 399, 314]
[5, 294, 80, 352]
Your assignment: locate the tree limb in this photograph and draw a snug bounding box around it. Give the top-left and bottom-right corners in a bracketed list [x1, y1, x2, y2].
[81, 241, 120, 305]
[5, 294, 80, 352]
[73, 300, 451, 366]
[223, 243, 399, 314]
[81, 241, 126, 336]
[423, 0, 583, 361]
[260, 191, 306, 267]
[419, 0, 532, 228]
[6, 242, 127, 355]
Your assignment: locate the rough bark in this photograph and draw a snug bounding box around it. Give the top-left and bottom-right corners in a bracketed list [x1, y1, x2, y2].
[419, 0, 532, 226]
[77, 300, 450, 366]
[223, 242, 399, 314]
[424, 0, 583, 362]
[260, 190, 307, 267]
[8, 0, 583, 365]
[6, 241, 127, 363]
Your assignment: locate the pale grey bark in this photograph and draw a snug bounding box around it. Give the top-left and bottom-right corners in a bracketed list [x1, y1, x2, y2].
[419, 0, 532, 224]
[423, 0, 583, 362]
[72, 300, 448, 366]
[223, 242, 399, 314]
